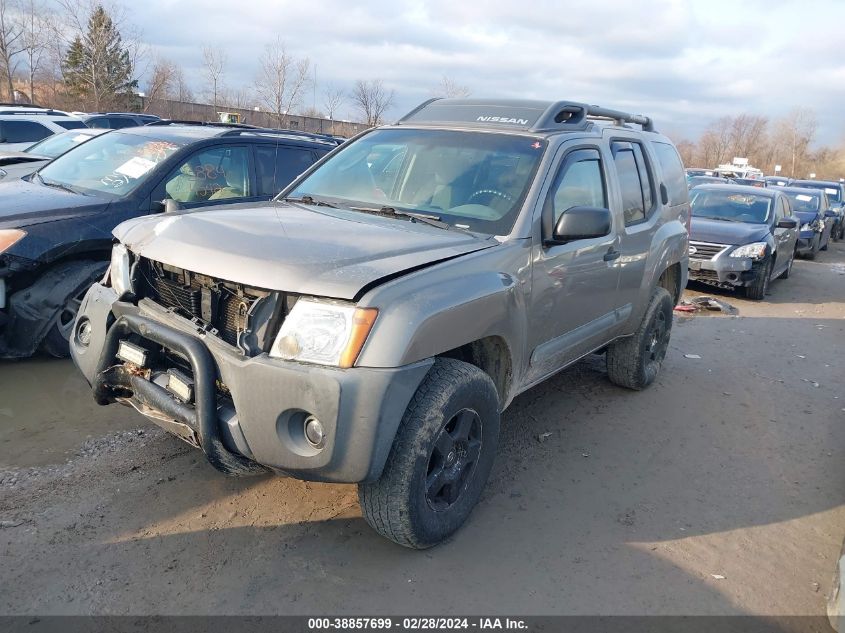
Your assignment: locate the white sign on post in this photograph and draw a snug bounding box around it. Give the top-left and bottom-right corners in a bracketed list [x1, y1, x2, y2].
[774, 165, 782, 173]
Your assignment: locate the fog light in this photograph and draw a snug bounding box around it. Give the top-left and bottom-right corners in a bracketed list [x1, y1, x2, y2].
[116, 340, 147, 366]
[76, 318, 92, 347]
[166, 369, 194, 403]
[304, 416, 325, 448]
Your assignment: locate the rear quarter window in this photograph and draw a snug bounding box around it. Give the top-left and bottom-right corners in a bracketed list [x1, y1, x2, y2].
[652, 141, 687, 206]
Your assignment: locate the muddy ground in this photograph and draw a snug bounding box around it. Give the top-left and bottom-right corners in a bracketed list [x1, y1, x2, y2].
[1, 244, 844, 617]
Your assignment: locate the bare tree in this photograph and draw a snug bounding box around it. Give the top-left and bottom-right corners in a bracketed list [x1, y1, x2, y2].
[433, 75, 470, 98]
[322, 84, 345, 133]
[774, 107, 817, 178]
[202, 44, 225, 110]
[19, 0, 52, 103]
[255, 38, 310, 128]
[349, 78, 394, 127]
[144, 56, 175, 111]
[0, 0, 23, 101]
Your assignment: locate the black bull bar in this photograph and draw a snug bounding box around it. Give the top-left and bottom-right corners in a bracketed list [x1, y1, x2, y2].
[92, 313, 265, 476]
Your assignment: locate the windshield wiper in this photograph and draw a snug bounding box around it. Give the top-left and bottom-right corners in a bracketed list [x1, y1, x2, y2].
[36, 173, 79, 195]
[283, 195, 337, 208]
[348, 205, 456, 231]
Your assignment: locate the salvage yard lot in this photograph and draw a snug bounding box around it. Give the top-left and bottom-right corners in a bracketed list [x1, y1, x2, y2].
[1, 245, 844, 616]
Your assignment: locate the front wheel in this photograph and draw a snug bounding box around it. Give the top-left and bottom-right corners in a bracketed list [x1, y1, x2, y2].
[358, 358, 500, 549]
[606, 287, 673, 390]
[743, 257, 772, 301]
[805, 234, 820, 260]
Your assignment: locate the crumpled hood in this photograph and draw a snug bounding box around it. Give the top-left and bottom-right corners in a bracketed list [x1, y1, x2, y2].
[115, 201, 497, 300]
[690, 217, 770, 245]
[0, 177, 110, 229]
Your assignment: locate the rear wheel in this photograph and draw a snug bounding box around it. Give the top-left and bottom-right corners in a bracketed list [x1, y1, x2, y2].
[743, 257, 772, 300]
[358, 358, 500, 549]
[606, 287, 673, 390]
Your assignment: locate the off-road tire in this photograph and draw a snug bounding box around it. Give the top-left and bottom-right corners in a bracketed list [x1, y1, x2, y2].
[743, 257, 772, 301]
[777, 251, 794, 280]
[358, 358, 500, 549]
[606, 287, 673, 391]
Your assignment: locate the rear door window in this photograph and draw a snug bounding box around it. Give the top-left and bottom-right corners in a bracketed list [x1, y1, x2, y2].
[1, 120, 53, 143]
[108, 117, 138, 129]
[611, 141, 652, 225]
[255, 145, 316, 196]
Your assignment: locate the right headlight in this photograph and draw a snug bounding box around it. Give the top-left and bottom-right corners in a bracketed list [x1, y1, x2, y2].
[0, 228, 25, 253]
[269, 298, 378, 368]
[109, 243, 133, 298]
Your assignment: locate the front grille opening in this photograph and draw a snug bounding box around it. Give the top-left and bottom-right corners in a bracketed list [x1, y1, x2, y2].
[137, 259, 292, 354]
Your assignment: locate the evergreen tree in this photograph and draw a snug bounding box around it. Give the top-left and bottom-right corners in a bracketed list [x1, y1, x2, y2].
[62, 5, 137, 110]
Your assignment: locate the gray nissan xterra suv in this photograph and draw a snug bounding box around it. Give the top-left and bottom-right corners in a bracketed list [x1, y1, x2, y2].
[71, 98, 690, 548]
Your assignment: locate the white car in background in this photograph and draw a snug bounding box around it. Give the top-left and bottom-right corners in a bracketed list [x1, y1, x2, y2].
[0, 127, 108, 180]
[0, 105, 87, 151]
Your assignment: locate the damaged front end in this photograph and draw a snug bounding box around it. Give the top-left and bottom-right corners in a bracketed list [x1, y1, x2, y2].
[0, 254, 107, 358]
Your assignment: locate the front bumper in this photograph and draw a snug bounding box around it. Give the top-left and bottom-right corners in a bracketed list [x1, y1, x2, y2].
[688, 255, 756, 287]
[71, 283, 433, 483]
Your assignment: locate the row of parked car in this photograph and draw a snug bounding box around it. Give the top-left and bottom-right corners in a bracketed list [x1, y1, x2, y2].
[685, 169, 842, 299]
[0, 104, 344, 358]
[2, 97, 696, 548]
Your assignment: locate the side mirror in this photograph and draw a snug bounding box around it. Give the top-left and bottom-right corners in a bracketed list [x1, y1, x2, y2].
[546, 206, 612, 245]
[824, 210, 837, 218]
[776, 218, 798, 229]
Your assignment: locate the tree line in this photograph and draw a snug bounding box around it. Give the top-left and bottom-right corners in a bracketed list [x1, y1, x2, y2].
[671, 107, 844, 180]
[0, 0, 473, 127]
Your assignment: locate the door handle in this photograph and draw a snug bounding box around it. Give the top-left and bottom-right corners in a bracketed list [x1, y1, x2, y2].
[604, 249, 621, 262]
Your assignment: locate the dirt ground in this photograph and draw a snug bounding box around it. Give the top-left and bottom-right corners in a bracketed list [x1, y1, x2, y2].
[1, 244, 844, 617]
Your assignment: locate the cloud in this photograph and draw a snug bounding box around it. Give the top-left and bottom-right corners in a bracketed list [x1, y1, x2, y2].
[129, 0, 845, 142]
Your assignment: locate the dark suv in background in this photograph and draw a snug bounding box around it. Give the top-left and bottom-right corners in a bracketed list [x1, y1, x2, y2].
[790, 179, 845, 240]
[79, 112, 162, 129]
[0, 123, 335, 358]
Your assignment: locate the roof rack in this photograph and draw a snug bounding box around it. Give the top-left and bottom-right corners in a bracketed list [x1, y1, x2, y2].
[397, 98, 655, 133]
[0, 101, 45, 108]
[0, 108, 71, 116]
[222, 127, 342, 144]
[146, 119, 260, 129]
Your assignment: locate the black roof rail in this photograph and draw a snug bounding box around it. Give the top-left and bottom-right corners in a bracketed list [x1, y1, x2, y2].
[221, 127, 342, 144]
[531, 101, 654, 133]
[397, 98, 655, 133]
[146, 119, 260, 129]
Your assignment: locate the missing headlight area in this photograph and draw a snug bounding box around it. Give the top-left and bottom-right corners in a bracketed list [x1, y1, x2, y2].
[137, 258, 295, 354]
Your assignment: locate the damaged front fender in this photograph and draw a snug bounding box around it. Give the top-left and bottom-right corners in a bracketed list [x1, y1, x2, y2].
[0, 259, 107, 359]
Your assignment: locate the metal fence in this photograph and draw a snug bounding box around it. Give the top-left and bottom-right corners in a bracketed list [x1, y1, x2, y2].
[142, 98, 369, 137]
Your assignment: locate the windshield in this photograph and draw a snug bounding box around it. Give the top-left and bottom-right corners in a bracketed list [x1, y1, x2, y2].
[785, 191, 820, 213]
[286, 128, 546, 234]
[26, 130, 104, 158]
[793, 182, 841, 203]
[36, 131, 184, 197]
[690, 190, 771, 224]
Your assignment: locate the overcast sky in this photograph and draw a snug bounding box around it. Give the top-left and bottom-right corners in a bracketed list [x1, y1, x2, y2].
[134, 0, 845, 143]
